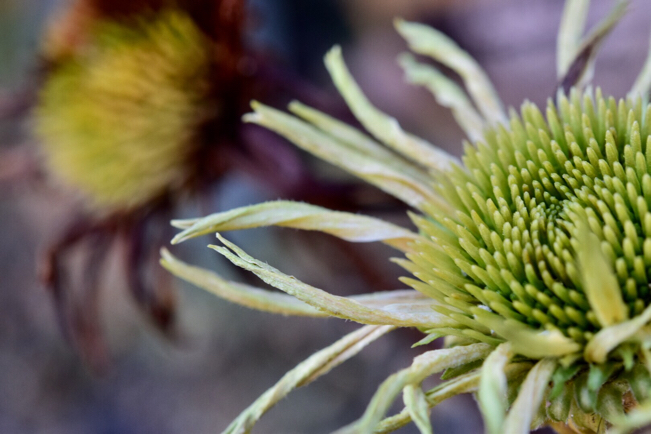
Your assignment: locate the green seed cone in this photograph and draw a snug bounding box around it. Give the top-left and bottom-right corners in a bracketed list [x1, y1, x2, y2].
[410, 88, 647, 350]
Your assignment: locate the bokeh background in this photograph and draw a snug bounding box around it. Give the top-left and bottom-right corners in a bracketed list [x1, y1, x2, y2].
[2, 1, 651, 433]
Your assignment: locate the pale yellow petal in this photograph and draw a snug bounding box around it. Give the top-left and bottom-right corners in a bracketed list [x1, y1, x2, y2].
[502, 358, 557, 434]
[244, 102, 448, 212]
[211, 234, 457, 328]
[479, 343, 514, 434]
[395, 19, 506, 125]
[324, 46, 458, 173]
[584, 304, 651, 363]
[398, 53, 485, 142]
[171, 200, 419, 252]
[223, 325, 394, 434]
[557, 0, 591, 78]
[335, 343, 493, 434]
[403, 385, 433, 434]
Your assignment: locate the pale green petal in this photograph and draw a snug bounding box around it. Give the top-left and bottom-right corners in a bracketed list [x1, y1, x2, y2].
[223, 324, 394, 434]
[557, 0, 591, 78]
[211, 234, 457, 328]
[558, 1, 627, 90]
[395, 19, 505, 125]
[376, 362, 533, 434]
[629, 28, 651, 98]
[244, 102, 448, 212]
[502, 358, 557, 434]
[171, 200, 419, 251]
[403, 385, 432, 434]
[584, 304, 651, 363]
[324, 46, 458, 172]
[377, 371, 482, 434]
[398, 53, 485, 142]
[288, 101, 433, 187]
[160, 248, 325, 316]
[163, 248, 451, 318]
[576, 224, 628, 327]
[352, 290, 447, 310]
[479, 343, 514, 434]
[335, 343, 493, 434]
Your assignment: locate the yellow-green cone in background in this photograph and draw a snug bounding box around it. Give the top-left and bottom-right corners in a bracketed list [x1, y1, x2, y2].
[35, 10, 214, 212]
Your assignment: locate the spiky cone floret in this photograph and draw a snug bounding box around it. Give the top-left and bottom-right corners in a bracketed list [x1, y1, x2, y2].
[164, 2, 651, 433]
[35, 9, 216, 213]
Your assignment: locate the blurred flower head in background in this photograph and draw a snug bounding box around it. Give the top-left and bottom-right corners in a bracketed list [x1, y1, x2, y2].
[166, 1, 651, 433]
[0, 0, 344, 374]
[3, 0, 404, 373]
[37, 9, 217, 212]
[30, 0, 259, 370]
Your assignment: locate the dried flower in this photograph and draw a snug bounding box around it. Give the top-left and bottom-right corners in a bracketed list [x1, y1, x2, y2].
[5, 0, 397, 371]
[165, 1, 651, 433]
[36, 9, 215, 211]
[27, 0, 253, 370]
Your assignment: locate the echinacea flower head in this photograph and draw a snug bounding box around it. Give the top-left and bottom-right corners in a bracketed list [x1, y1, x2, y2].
[35, 8, 215, 212]
[164, 1, 651, 433]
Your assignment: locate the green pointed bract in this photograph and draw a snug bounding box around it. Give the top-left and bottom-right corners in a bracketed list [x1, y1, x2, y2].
[576, 224, 628, 327]
[164, 4, 651, 433]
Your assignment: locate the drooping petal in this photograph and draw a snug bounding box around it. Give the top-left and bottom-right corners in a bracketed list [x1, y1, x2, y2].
[244, 102, 448, 211]
[584, 304, 651, 363]
[403, 385, 433, 434]
[479, 342, 514, 434]
[324, 46, 459, 172]
[376, 362, 534, 434]
[395, 19, 506, 125]
[335, 343, 493, 434]
[557, 0, 591, 78]
[558, 1, 627, 91]
[288, 101, 433, 186]
[502, 358, 557, 434]
[160, 248, 325, 316]
[171, 200, 419, 251]
[223, 324, 394, 434]
[398, 53, 485, 142]
[210, 234, 457, 328]
[164, 248, 456, 320]
[377, 370, 482, 434]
